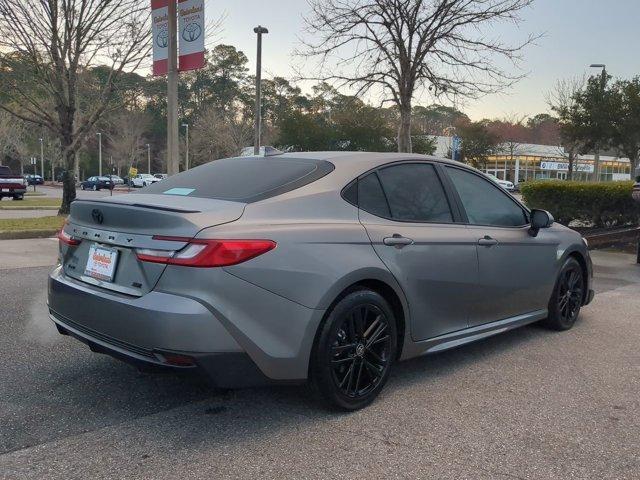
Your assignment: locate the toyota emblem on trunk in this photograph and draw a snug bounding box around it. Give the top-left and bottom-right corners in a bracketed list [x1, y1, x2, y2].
[91, 209, 104, 224]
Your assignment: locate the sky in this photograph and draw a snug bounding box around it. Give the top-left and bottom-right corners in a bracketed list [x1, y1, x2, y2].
[208, 0, 640, 121]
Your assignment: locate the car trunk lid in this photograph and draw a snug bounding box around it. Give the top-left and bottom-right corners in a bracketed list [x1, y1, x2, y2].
[61, 194, 245, 296]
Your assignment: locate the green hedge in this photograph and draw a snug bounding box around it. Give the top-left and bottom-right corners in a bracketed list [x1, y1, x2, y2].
[520, 180, 640, 227]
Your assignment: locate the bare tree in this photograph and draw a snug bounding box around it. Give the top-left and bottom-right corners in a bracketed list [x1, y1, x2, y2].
[106, 111, 150, 176]
[547, 76, 585, 180]
[300, 0, 536, 153]
[0, 111, 27, 165]
[0, 1, 151, 213]
[190, 105, 254, 164]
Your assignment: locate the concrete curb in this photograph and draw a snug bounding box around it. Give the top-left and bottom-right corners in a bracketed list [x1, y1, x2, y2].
[0, 229, 58, 240]
[584, 226, 640, 250]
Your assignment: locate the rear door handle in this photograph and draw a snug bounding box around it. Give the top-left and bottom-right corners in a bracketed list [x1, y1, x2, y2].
[478, 235, 498, 247]
[383, 234, 414, 248]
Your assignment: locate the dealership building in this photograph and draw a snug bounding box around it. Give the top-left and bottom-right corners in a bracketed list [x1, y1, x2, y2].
[432, 137, 633, 183]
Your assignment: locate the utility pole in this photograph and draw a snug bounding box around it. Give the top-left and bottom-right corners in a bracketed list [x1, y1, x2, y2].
[589, 63, 606, 183]
[253, 26, 269, 155]
[39, 138, 44, 182]
[167, 1, 179, 175]
[97, 132, 103, 177]
[182, 123, 189, 170]
[146, 143, 151, 174]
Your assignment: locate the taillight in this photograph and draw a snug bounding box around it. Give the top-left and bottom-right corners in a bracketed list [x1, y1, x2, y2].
[136, 238, 276, 268]
[57, 229, 80, 246]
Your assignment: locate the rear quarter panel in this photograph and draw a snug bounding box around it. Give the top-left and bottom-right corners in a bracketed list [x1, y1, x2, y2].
[192, 191, 411, 373]
[200, 191, 404, 311]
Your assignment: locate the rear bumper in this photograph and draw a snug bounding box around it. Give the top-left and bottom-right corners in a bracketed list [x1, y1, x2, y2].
[0, 187, 26, 196]
[48, 266, 321, 385]
[51, 312, 273, 387]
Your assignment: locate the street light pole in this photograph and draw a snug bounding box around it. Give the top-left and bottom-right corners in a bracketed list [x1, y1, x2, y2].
[97, 132, 102, 177]
[253, 26, 269, 156]
[146, 143, 151, 174]
[182, 123, 190, 170]
[589, 63, 606, 183]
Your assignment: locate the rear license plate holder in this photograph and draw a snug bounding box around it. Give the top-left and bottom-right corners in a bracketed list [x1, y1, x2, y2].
[84, 244, 119, 282]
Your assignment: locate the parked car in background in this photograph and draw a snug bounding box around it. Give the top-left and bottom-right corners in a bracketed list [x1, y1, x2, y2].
[131, 173, 161, 188]
[80, 176, 113, 191]
[0, 165, 27, 200]
[50, 152, 593, 410]
[153, 173, 168, 181]
[108, 175, 125, 185]
[25, 174, 44, 185]
[240, 146, 284, 157]
[486, 173, 515, 192]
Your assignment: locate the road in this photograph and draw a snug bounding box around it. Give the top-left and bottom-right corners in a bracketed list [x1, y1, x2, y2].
[0, 241, 638, 479]
[20, 185, 132, 199]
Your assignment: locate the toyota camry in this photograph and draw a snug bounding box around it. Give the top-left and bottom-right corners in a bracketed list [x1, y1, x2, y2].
[49, 152, 593, 410]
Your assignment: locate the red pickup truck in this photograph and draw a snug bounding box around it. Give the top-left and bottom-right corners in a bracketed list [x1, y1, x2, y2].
[0, 165, 27, 200]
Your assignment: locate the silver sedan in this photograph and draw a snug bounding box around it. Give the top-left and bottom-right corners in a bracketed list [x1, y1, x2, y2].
[49, 152, 593, 410]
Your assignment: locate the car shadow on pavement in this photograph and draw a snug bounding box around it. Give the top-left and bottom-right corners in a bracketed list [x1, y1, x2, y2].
[5, 317, 575, 458]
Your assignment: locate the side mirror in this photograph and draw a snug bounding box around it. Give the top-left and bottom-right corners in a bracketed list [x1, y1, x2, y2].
[529, 209, 554, 237]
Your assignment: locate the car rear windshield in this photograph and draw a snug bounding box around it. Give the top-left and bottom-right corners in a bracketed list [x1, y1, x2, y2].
[0, 166, 12, 175]
[140, 156, 335, 202]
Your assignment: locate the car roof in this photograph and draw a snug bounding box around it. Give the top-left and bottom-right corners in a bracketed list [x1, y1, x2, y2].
[275, 151, 470, 177]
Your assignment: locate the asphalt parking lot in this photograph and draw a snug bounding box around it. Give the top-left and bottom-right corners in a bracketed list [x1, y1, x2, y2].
[0, 241, 638, 479]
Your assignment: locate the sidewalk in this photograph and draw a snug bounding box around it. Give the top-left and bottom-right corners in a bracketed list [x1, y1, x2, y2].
[0, 238, 58, 270]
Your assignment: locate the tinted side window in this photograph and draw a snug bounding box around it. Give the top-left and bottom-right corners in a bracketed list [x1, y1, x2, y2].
[342, 180, 358, 206]
[358, 173, 391, 218]
[377, 163, 453, 222]
[446, 167, 528, 227]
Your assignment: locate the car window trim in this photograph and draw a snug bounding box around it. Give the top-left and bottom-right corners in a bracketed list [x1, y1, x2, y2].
[343, 159, 461, 225]
[443, 164, 531, 229]
[371, 171, 393, 218]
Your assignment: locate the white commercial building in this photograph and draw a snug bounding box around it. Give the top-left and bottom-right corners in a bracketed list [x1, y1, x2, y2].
[431, 136, 632, 182]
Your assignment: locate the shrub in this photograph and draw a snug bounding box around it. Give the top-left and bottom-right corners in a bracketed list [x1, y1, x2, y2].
[520, 180, 640, 228]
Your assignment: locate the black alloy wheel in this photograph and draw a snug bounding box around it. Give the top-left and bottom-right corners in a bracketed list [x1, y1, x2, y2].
[331, 304, 392, 398]
[558, 266, 583, 323]
[311, 289, 397, 410]
[543, 257, 584, 330]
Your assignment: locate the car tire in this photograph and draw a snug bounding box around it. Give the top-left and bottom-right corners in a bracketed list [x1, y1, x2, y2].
[310, 288, 397, 411]
[543, 257, 584, 331]
[13, 195, 24, 201]
[92, 185, 97, 191]
[81, 184, 85, 190]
